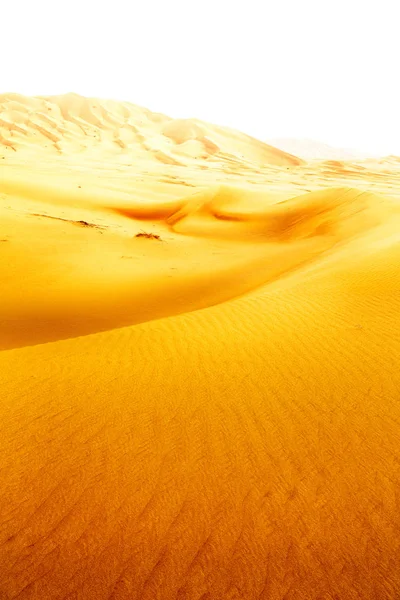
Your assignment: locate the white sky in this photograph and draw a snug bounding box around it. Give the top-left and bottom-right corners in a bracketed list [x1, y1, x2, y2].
[4, 0, 400, 155]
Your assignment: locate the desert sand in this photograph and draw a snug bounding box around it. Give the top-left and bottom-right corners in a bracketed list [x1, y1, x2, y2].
[1, 93, 400, 599]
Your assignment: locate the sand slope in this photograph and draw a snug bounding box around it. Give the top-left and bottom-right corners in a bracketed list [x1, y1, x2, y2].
[1, 94, 400, 599]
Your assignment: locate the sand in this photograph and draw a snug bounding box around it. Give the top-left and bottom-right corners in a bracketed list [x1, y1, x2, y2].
[1, 93, 400, 599]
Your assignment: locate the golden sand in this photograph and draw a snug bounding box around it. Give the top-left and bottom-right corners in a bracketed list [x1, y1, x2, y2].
[1, 93, 400, 599]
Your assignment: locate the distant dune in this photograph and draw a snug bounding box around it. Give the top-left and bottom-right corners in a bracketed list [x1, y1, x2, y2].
[0, 92, 303, 167]
[267, 137, 370, 160]
[1, 93, 400, 599]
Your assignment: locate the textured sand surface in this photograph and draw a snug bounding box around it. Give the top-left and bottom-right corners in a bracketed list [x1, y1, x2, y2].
[1, 94, 400, 599]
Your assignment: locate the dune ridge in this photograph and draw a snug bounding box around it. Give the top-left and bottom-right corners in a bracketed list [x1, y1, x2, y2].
[1, 181, 396, 351]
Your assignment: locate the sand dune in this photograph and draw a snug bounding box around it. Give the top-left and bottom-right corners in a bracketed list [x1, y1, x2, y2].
[1, 93, 400, 599]
[0, 93, 302, 168]
[1, 181, 394, 350]
[267, 137, 371, 160]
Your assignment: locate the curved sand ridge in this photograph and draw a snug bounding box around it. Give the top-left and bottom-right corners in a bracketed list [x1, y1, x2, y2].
[1, 184, 395, 350]
[0, 93, 302, 167]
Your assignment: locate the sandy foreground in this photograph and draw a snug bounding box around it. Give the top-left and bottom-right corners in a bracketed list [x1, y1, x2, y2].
[1, 93, 400, 599]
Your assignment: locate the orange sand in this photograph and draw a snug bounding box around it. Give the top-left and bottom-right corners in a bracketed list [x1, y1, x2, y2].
[1, 94, 400, 599]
